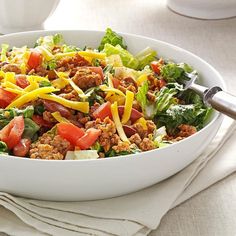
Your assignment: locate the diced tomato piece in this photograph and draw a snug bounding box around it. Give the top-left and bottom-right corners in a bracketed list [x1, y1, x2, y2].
[57, 123, 85, 146]
[118, 106, 143, 123]
[150, 61, 161, 74]
[87, 67, 104, 80]
[13, 138, 31, 157]
[0, 116, 24, 149]
[159, 79, 166, 88]
[76, 128, 101, 150]
[111, 77, 121, 88]
[0, 88, 17, 108]
[27, 51, 42, 69]
[16, 75, 30, 88]
[93, 101, 112, 120]
[32, 115, 53, 128]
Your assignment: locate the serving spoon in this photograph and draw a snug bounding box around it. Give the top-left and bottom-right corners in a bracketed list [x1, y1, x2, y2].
[183, 73, 236, 120]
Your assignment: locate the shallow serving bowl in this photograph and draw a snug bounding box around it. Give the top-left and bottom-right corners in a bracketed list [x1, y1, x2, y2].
[0, 30, 225, 201]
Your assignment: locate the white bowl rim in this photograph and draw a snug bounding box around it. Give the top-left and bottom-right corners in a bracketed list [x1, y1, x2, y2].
[0, 29, 226, 163]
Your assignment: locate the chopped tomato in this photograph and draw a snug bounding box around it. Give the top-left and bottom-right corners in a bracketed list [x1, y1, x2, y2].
[150, 61, 161, 74]
[16, 75, 30, 88]
[111, 77, 121, 88]
[27, 51, 42, 69]
[118, 106, 143, 123]
[57, 123, 85, 146]
[32, 115, 53, 128]
[93, 101, 112, 120]
[0, 88, 17, 108]
[76, 128, 101, 150]
[87, 67, 104, 80]
[0, 116, 24, 149]
[13, 138, 31, 157]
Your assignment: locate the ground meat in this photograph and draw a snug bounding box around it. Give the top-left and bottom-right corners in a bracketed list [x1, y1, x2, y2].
[56, 54, 91, 76]
[118, 77, 138, 93]
[1, 63, 21, 74]
[146, 120, 156, 134]
[146, 91, 156, 102]
[98, 152, 105, 158]
[164, 124, 197, 142]
[29, 134, 71, 160]
[139, 138, 156, 151]
[112, 141, 130, 153]
[72, 68, 102, 91]
[177, 124, 197, 138]
[85, 117, 120, 152]
[59, 90, 80, 101]
[76, 112, 90, 125]
[60, 84, 73, 93]
[129, 133, 142, 146]
[89, 102, 100, 116]
[147, 74, 160, 91]
[43, 111, 56, 123]
[132, 123, 147, 139]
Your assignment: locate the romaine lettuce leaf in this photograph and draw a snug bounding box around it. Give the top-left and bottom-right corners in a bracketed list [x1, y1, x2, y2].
[157, 104, 210, 135]
[103, 43, 139, 69]
[98, 28, 127, 51]
[135, 47, 157, 70]
[136, 81, 178, 119]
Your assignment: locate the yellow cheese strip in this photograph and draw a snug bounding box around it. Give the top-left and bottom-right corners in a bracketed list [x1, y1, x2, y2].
[78, 51, 106, 60]
[54, 51, 106, 60]
[6, 87, 58, 109]
[4, 88, 24, 95]
[0, 71, 5, 79]
[24, 80, 39, 92]
[121, 90, 134, 124]
[100, 85, 125, 97]
[39, 94, 89, 113]
[135, 117, 147, 130]
[68, 80, 84, 95]
[136, 74, 148, 86]
[36, 46, 54, 61]
[107, 73, 114, 88]
[2, 81, 24, 91]
[4, 72, 16, 84]
[52, 112, 70, 123]
[111, 101, 130, 143]
[28, 75, 50, 82]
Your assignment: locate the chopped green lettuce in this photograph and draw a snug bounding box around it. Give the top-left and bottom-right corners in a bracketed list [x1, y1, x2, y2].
[136, 82, 178, 119]
[135, 47, 157, 70]
[98, 28, 127, 51]
[161, 62, 194, 83]
[23, 118, 40, 140]
[35, 34, 63, 49]
[62, 44, 80, 53]
[157, 104, 210, 135]
[1, 44, 9, 62]
[0, 141, 8, 153]
[103, 43, 139, 69]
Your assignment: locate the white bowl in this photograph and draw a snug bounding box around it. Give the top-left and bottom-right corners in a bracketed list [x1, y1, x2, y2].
[0, 30, 225, 201]
[0, 0, 60, 34]
[167, 0, 236, 19]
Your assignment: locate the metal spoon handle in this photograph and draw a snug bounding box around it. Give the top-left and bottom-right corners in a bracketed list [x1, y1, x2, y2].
[206, 90, 236, 120]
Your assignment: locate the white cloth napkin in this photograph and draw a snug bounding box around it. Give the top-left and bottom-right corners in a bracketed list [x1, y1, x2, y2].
[0, 116, 235, 236]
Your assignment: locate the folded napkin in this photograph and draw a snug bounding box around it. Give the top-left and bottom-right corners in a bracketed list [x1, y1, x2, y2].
[0, 116, 235, 236]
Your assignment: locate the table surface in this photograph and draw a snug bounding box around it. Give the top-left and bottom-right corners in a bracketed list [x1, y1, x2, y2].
[3, 0, 236, 235]
[45, 1, 236, 235]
